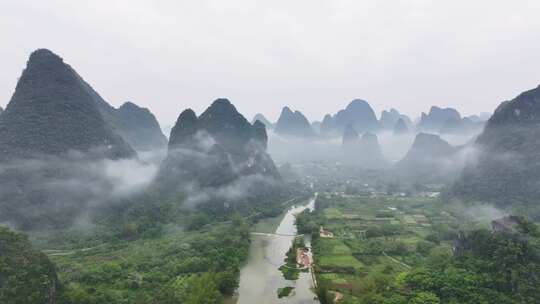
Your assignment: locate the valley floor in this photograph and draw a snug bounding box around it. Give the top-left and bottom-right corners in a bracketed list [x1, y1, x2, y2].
[298, 193, 540, 303]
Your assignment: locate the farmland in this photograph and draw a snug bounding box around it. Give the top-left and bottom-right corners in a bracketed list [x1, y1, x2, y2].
[294, 192, 535, 303]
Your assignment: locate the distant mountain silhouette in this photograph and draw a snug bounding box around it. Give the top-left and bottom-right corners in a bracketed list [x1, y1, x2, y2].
[417, 106, 461, 132]
[341, 125, 387, 168]
[320, 114, 335, 135]
[380, 109, 412, 130]
[251, 113, 274, 129]
[439, 116, 484, 134]
[452, 85, 540, 207]
[0, 49, 135, 161]
[322, 99, 380, 136]
[274, 106, 315, 137]
[116, 102, 168, 151]
[161, 99, 280, 189]
[89, 87, 166, 151]
[342, 124, 360, 146]
[395, 133, 458, 182]
[393, 118, 409, 135]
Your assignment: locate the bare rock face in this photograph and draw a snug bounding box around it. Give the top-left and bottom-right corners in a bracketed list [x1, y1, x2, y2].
[0, 49, 136, 161]
[274, 106, 315, 138]
[161, 99, 280, 188]
[452, 85, 540, 206]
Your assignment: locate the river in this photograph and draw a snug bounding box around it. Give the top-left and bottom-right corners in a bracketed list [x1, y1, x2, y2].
[235, 196, 318, 304]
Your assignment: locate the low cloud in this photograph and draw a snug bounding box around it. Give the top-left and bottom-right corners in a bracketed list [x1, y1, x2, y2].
[0, 150, 160, 230]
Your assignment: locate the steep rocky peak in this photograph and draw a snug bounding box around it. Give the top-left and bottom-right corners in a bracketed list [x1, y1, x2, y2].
[410, 132, 453, 155]
[252, 113, 272, 128]
[346, 99, 370, 110]
[488, 85, 540, 126]
[169, 109, 198, 147]
[0, 48, 136, 160]
[281, 106, 294, 115]
[205, 98, 236, 113]
[252, 120, 268, 148]
[119, 101, 143, 111]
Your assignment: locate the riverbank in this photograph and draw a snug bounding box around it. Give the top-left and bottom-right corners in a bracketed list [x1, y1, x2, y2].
[234, 196, 319, 304]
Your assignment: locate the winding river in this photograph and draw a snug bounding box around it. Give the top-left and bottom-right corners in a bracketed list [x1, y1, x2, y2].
[235, 197, 318, 304]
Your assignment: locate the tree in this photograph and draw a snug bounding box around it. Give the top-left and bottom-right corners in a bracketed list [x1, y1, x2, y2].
[161, 273, 222, 304]
[409, 292, 440, 304]
[0, 227, 59, 304]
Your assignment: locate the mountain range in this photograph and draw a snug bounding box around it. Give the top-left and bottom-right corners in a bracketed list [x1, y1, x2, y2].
[160, 99, 280, 190]
[380, 108, 412, 130]
[321, 99, 380, 135]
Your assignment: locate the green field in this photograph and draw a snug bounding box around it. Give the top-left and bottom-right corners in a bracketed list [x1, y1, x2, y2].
[311, 193, 461, 301]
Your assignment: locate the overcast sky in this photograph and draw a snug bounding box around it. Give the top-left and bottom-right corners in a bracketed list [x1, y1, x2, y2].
[2, 0, 540, 127]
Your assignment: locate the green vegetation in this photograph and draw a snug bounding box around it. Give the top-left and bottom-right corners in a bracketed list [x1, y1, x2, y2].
[50, 216, 250, 304]
[0, 227, 59, 304]
[0, 177, 311, 303]
[277, 286, 294, 298]
[279, 237, 307, 280]
[304, 193, 540, 304]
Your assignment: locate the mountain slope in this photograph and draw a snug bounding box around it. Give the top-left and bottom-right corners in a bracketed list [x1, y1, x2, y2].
[417, 106, 461, 132]
[0, 227, 59, 303]
[395, 133, 458, 182]
[116, 101, 168, 151]
[393, 118, 409, 135]
[251, 113, 274, 129]
[380, 109, 412, 130]
[0, 49, 135, 161]
[274, 106, 315, 137]
[333, 99, 380, 133]
[161, 99, 280, 189]
[452, 85, 540, 207]
[341, 126, 387, 168]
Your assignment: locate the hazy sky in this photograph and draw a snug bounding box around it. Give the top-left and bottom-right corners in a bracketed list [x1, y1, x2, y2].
[2, 0, 540, 127]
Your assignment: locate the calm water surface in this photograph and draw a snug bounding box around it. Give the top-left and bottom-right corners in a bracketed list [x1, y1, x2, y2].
[236, 197, 318, 304]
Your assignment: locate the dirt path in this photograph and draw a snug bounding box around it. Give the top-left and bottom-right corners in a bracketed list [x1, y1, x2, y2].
[43, 243, 107, 256]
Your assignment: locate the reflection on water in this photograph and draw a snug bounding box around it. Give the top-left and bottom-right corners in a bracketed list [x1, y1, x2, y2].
[236, 198, 318, 304]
